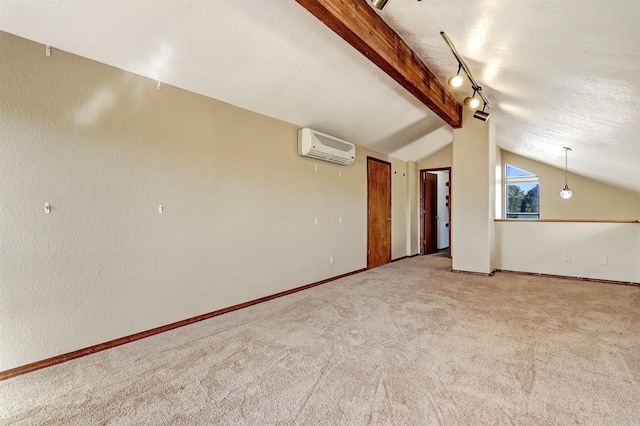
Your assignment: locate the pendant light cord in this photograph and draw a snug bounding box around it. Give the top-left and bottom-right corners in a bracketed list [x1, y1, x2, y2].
[563, 147, 571, 186]
[564, 150, 568, 185]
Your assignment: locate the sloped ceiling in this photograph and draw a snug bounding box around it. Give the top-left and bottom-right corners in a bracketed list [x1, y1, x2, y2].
[1, 0, 638, 194]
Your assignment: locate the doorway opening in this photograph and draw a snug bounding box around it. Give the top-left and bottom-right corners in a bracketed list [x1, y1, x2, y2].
[420, 167, 451, 258]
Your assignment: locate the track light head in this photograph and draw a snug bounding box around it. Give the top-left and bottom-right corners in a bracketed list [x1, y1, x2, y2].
[370, 0, 389, 10]
[447, 74, 463, 87]
[448, 74, 463, 88]
[464, 96, 480, 109]
[448, 64, 463, 88]
[464, 86, 482, 109]
[473, 109, 490, 121]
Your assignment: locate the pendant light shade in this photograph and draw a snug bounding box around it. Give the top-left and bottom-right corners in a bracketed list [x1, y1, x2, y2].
[560, 147, 573, 199]
[560, 184, 572, 199]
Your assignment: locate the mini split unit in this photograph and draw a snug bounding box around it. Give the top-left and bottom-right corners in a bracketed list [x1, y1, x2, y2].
[297, 128, 356, 165]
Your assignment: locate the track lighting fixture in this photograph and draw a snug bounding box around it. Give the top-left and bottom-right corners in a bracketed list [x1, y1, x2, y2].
[560, 147, 573, 199]
[463, 87, 481, 109]
[474, 103, 490, 121]
[441, 32, 490, 121]
[370, 0, 389, 10]
[447, 64, 463, 88]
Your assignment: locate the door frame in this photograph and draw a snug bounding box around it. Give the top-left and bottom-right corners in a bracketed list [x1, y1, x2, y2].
[367, 156, 392, 269]
[420, 167, 452, 258]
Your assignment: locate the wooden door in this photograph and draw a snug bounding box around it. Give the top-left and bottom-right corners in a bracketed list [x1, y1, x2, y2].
[367, 157, 391, 268]
[423, 173, 438, 254]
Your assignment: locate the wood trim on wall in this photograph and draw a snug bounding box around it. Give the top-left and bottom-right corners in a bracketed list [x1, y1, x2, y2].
[451, 269, 497, 277]
[452, 268, 638, 286]
[0, 268, 367, 381]
[497, 269, 639, 287]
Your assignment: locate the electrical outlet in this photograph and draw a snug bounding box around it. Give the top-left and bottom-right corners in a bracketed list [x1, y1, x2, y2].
[600, 256, 608, 265]
[330, 256, 335, 265]
[564, 254, 571, 263]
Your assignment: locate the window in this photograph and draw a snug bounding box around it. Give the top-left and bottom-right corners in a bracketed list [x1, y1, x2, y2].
[505, 164, 539, 219]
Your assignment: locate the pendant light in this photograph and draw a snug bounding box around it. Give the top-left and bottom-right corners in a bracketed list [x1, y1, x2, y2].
[560, 147, 573, 199]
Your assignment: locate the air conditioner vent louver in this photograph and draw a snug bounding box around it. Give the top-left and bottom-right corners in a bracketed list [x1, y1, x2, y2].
[297, 128, 356, 165]
[314, 134, 353, 152]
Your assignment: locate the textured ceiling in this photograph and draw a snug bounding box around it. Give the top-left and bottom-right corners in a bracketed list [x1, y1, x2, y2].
[1, 0, 638, 193]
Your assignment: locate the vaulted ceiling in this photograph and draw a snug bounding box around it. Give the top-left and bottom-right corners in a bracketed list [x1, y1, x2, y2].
[1, 0, 638, 193]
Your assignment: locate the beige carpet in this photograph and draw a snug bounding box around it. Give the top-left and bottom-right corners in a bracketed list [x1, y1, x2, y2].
[1, 256, 639, 425]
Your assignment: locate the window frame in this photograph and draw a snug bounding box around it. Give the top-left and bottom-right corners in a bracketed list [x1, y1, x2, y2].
[504, 164, 540, 220]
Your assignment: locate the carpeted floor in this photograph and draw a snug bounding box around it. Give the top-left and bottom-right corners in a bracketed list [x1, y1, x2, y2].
[430, 248, 450, 258]
[1, 256, 639, 425]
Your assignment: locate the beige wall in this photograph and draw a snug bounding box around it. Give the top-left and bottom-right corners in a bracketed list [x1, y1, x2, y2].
[391, 159, 409, 260]
[419, 146, 639, 222]
[417, 144, 452, 169]
[0, 32, 410, 371]
[451, 109, 496, 274]
[496, 222, 640, 283]
[406, 161, 420, 255]
[497, 151, 639, 281]
[501, 151, 640, 220]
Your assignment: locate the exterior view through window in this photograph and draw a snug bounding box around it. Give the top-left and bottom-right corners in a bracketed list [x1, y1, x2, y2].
[505, 164, 539, 219]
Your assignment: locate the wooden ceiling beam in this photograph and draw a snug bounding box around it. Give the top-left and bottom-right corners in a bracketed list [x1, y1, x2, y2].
[295, 0, 462, 128]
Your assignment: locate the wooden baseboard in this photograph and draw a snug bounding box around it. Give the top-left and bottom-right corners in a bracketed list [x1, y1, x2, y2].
[451, 269, 497, 277]
[497, 269, 639, 287]
[451, 268, 638, 286]
[0, 268, 366, 381]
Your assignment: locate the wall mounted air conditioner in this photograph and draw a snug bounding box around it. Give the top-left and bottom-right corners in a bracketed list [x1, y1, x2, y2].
[297, 128, 356, 165]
